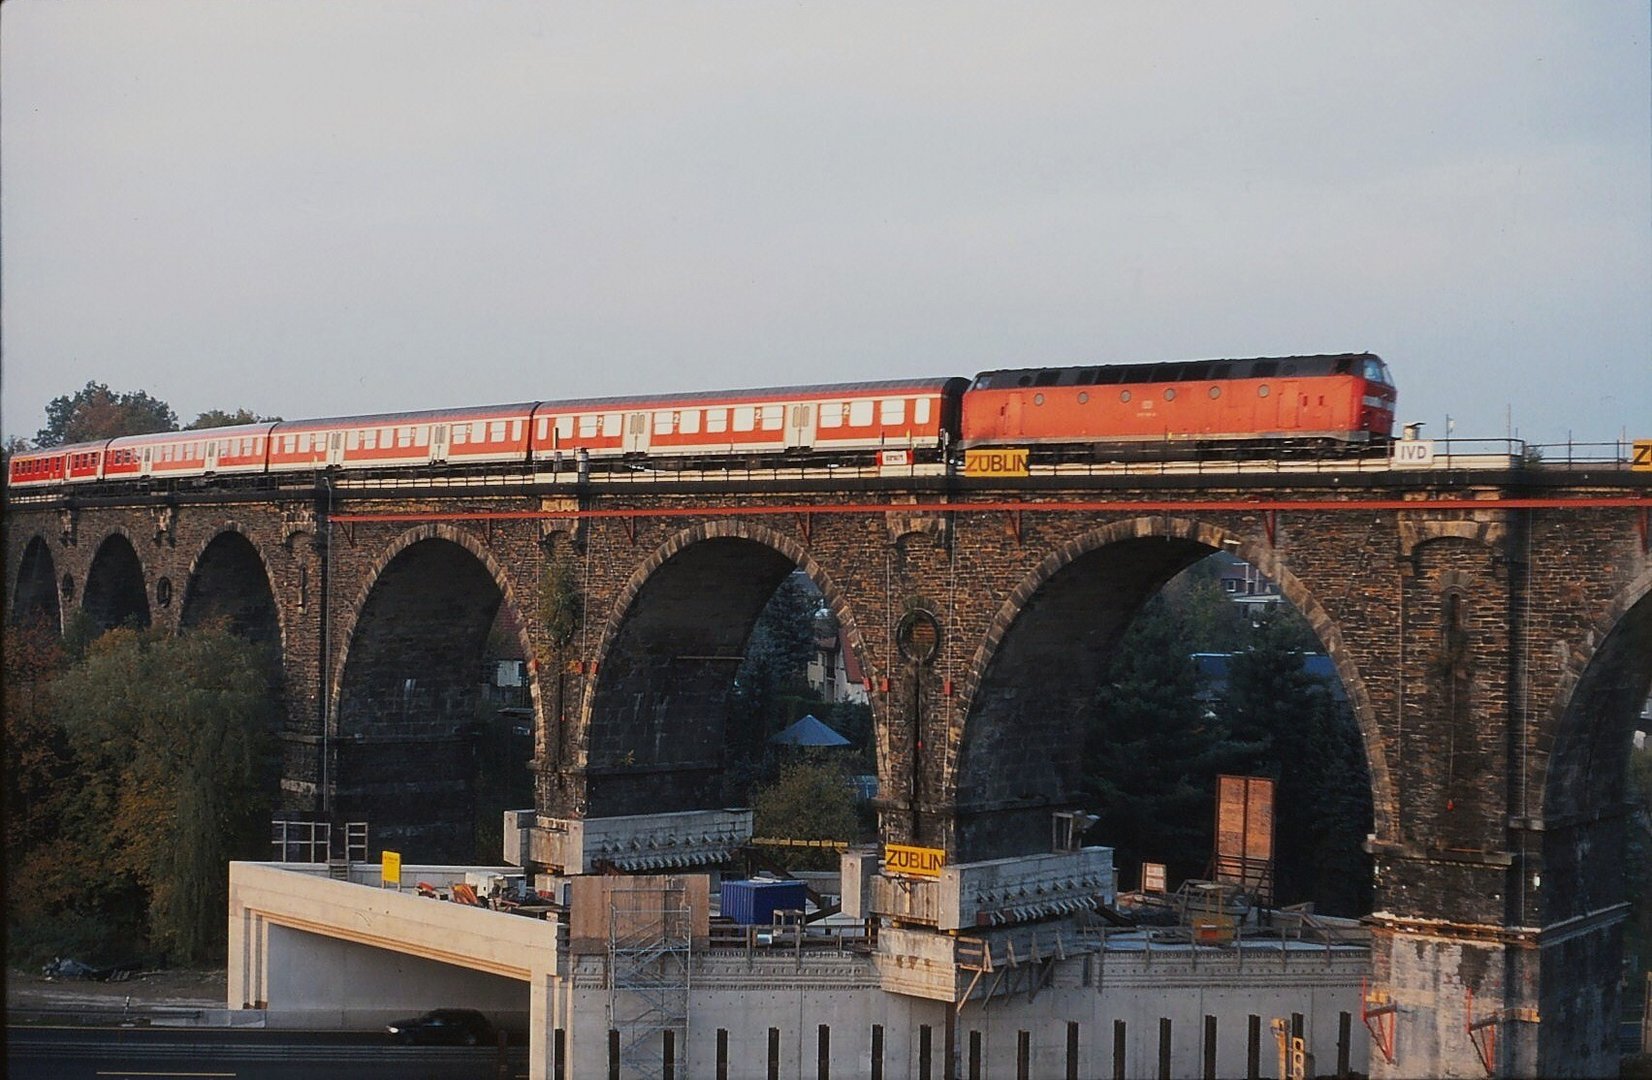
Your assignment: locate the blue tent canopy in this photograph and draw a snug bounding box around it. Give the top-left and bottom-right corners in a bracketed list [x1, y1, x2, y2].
[769, 714, 851, 747]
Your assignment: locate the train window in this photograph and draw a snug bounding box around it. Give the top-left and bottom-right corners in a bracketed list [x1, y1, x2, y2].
[654, 410, 675, 435]
[1334, 357, 1353, 374]
[1252, 361, 1278, 378]
[579, 415, 599, 438]
[914, 398, 931, 425]
[399, 428, 414, 447]
[380, 429, 392, 449]
[555, 416, 574, 440]
[1208, 386, 1222, 399]
[511, 420, 523, 441]
[490, 421, 506, 442]
[364, 429, 378, 450]
[1364, 357, 1391, 385]
[760, 405, 783, 430]
[706, 408, 728, 433]
[536, 418, 548, 441]
[452, 424, 468, 445]
[415, 427, 430, 447]
[603, 413, 620, 436]
[1120, 390, 1132, 403]
[346, 431, 360, 451]
[1032, 394, 1045, 406]
[849, 400, 874, 426]
[1077, 392, 1089, 404]
[679, 410, 700, 434]
[819, 403, 844, 428]
[880, 399, 905, 425]
[1258, 384, 1271, 397]
[733, 407, 756, 432]
[1164, 388, 1176, 401]
[1034, 371, 1060, 387]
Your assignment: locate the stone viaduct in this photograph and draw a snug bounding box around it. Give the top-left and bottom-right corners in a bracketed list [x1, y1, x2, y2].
[7, 458, 1652, 1077]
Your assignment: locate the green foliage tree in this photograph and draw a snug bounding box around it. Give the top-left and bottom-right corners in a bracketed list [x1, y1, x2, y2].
[752, 754, 863, 870]
[726, 573, 826, 799]
[1083, 606, 1230, 886]
[1219, 608, 1372, 913]
[46, 625, 278, 963]
[36, 381, 178, 447]
[186, 408, 281, 429]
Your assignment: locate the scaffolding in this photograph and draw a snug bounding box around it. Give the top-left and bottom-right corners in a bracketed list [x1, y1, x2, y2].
[608, 879, 692, 1080]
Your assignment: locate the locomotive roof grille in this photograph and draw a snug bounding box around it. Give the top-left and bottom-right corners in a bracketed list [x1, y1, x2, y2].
[974, 353, 1383, 390]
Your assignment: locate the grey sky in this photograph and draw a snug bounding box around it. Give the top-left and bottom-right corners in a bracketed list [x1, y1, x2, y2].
[3, 2, 1647, 448]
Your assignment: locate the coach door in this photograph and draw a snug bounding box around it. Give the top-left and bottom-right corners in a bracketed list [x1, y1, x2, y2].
[327, 433, 345, 467]
[785, 404, 816, 449]
[623, 412, 650, 454]
[203, 439, 219, 473]
[430, 424, 448, 464]
[140, 446, 154, 477]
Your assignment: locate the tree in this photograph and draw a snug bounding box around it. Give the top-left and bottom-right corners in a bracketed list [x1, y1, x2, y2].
[1219, 608, 1371, 913]
[48, 625, 278, 962]
[753, 755, 863, 870]
[1083, 606, 1233, 886]
[186, 409, 281, 430]
[36, 381, 177, 447]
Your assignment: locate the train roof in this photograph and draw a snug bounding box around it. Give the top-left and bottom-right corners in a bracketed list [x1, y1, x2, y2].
[972, 353, 1384, 389]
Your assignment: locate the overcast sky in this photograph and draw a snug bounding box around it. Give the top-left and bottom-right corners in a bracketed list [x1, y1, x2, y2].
[3, 2, 1647, 448]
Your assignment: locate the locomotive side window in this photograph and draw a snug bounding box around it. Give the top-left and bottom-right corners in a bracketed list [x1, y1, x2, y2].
[880, 399, 905, 425]
[733, 407, 756, 432]
[706, 408, 728, 433]
[679, 410, 700, 434]
[760, 405, 783, 430]
[849, 400, 874, 426]
[819, 403, 844, 428]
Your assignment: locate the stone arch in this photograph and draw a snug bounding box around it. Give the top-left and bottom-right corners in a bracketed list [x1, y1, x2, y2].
[179, 524, 285, 648]
[9, 533, 61, 632]
[82, 528, 151, 631]
[953, 515, 1389, 862]
[328, 524, 537, 862]
[578, 519, 870, 818]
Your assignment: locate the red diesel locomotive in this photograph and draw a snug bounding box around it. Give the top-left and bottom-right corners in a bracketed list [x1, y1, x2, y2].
[6, 354, 1394, 490]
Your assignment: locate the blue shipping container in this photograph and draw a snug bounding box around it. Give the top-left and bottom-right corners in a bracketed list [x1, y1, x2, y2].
[720, 879, 807, 925]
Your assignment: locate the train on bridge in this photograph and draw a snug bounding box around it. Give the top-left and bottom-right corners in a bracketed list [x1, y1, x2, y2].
[8, 353, 1395, 490]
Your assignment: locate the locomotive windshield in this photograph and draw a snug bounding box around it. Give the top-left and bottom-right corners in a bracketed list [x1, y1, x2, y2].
[1362, 357, 1393, 386]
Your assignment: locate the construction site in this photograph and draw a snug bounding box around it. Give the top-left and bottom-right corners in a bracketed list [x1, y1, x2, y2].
[231, 798, 1374, 1080]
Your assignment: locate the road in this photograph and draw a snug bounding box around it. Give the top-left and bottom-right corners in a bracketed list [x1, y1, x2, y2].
[5, 1025, 530, 1080]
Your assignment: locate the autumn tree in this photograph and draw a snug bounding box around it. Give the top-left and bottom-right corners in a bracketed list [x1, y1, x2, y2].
[752, 755, 863, 870]
[36, 381, 178, 447]
[186, 408, 281, 429]
[48, 625, 278, 962]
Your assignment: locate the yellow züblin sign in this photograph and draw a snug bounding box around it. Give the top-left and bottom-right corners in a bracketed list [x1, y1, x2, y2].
[1632, 440, 1652, 472]
[884, 843, 946, 879]
[381, 849, 401, 886]
[963, 448, 1029, 477]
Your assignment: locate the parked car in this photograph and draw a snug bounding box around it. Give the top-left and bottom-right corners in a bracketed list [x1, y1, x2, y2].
[386, 1007, 495, 1046]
